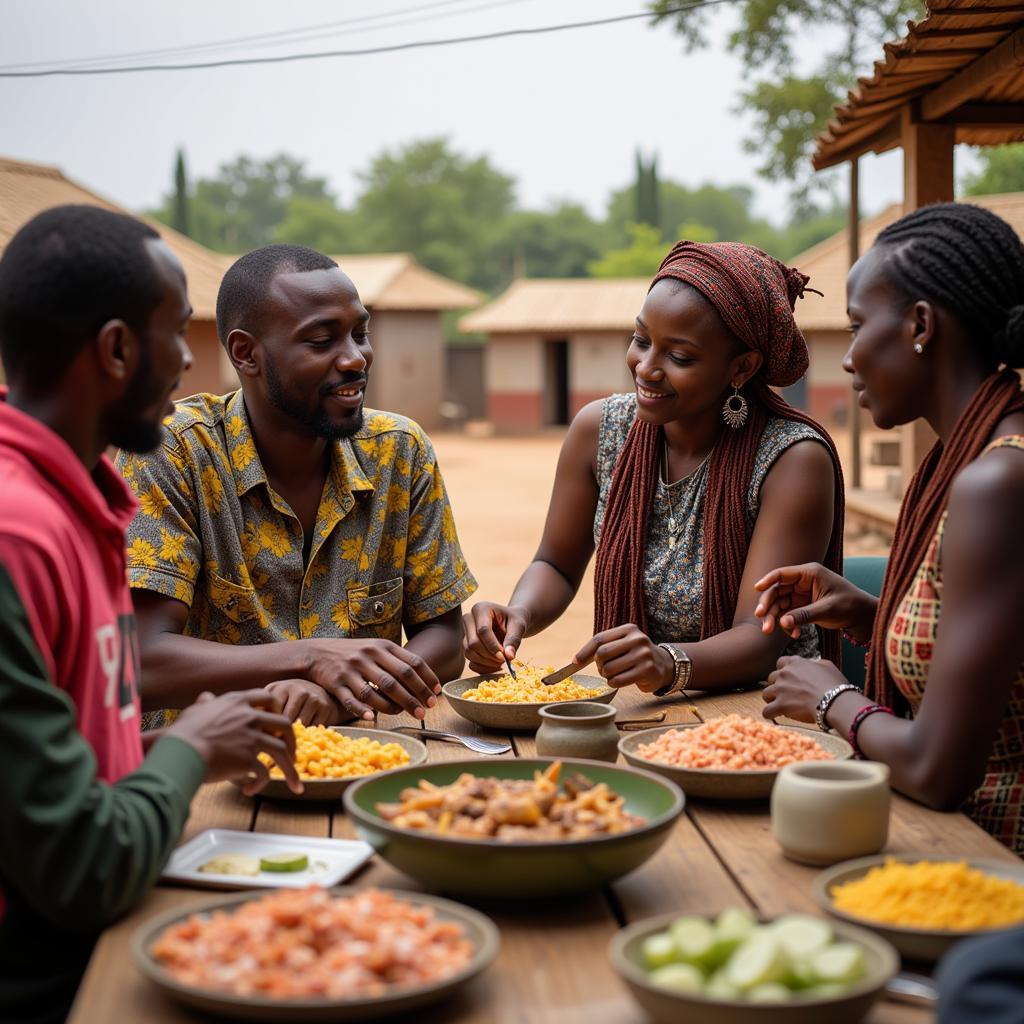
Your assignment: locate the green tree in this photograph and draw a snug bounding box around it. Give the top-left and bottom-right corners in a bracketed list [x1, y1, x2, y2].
[351, 138, 515, 290]
[634, 151, 661, 228]
[650, 1, 924, 193]
[588, 223, 672, 278]
[962, 144, 1024, 197]
[272, 195, 359, 253]
[172, 148, 190, 238]
[150, 153, 335, 251]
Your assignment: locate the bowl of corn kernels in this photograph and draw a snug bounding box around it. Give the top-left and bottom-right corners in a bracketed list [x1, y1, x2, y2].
[251, 723, 428, 801]
[443, 662, 614, 731]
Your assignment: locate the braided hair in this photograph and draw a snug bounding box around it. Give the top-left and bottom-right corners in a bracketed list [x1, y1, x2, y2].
[865, 203, 1024, 713]
[594, 241, 846, 667]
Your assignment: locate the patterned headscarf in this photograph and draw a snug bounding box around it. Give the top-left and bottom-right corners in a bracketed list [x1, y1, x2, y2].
[652, 240, 813, 388]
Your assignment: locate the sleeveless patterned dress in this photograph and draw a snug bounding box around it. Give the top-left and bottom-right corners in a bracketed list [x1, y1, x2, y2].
[594, 393, 826, 656]
[885, 435, 1024, 855]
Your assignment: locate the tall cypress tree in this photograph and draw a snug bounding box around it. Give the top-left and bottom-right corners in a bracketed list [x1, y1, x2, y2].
[172, 148, 191, 237]
[634, 150, 660, 231]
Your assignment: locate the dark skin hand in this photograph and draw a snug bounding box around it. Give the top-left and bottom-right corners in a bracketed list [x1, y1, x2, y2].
[134, 589, 459, 721]
[166, 688, 303, 796]
[757, 245, 1024, 811]
[466, 280, 836, 693]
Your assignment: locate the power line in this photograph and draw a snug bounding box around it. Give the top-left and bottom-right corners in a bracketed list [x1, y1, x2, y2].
[0, 0, 536, 72]
[0, 0, 736, 79]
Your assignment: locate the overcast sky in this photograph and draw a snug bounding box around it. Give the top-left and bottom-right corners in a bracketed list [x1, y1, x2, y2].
[1, 0, 948, 228]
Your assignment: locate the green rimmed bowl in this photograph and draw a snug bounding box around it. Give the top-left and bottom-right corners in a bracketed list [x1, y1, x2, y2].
[133, 886, 499, 1021]
[610, 911, 898, 1024]
[619, 724, 853, 800]
[343, 758, 684, 899]
[442, 674, 614, 731]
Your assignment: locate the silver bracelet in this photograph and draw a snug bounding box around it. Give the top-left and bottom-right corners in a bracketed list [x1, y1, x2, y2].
[815, 683, 859, 732]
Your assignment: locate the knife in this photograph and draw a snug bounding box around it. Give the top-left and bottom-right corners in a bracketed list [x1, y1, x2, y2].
[541, 658, 593, 686]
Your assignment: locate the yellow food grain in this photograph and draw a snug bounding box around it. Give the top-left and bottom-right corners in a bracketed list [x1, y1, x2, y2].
[831, 858, 1024, 931]
[462, 661, 604, 704]
[260, 723, 410, 780]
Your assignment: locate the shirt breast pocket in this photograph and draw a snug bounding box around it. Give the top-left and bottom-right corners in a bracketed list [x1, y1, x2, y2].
[207, 572, 260, 624]
[348, 577, 403, 638]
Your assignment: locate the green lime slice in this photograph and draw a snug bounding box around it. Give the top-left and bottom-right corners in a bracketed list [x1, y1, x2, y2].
[259, 852, 310, 873]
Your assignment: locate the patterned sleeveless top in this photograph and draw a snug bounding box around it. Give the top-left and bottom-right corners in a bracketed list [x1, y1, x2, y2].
[594, 393, 825, 655]
[885, 434, 1024, 855]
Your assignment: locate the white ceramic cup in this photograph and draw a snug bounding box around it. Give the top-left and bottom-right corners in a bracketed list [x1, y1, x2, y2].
[771, 760, 891, 866]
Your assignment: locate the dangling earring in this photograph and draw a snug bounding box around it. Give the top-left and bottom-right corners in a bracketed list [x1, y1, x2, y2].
[722, 385, 748, 429]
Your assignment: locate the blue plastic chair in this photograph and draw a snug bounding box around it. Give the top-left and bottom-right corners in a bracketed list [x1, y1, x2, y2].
[840, 555, 887, 690]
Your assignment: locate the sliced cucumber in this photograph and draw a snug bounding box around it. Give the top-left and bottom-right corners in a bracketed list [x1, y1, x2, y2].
[726, 934, 790, 991]
[669, 916, 717, 967]
[769, 915, 833, 960]
[810, 942, 866, 985]
[746, 983, 791, 1004]
[259, 852, 310, 873]
[704, 970, 742, 1001]
[710, 906, 759, 965]
[642, 931, 679, 969]
[648, 963, 704, 994]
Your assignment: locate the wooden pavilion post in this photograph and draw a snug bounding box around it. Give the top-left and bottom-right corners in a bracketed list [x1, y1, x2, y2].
[848, 157, 862, 490]
[899, 103, 954, 488]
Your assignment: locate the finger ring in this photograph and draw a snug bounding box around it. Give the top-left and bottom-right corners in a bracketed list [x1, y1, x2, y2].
[360, 681, 378, 699]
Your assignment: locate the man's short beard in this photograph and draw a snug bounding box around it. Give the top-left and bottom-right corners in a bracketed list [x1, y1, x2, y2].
[108, 336, 168, 453]
[264, 354, 364, 440]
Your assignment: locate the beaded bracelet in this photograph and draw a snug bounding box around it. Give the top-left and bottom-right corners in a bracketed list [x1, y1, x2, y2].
[848, 702, 894, 758]
[841, 629, 871, 649]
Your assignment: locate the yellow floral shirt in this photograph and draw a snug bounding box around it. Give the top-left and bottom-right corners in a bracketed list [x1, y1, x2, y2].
[116, 390, 476, 650]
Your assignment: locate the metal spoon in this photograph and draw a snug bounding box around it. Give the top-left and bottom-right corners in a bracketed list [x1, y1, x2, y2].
[388, 725, 511, 755]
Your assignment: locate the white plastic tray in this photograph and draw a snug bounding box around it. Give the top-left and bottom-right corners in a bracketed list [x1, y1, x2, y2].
[162, 829, 374, 890]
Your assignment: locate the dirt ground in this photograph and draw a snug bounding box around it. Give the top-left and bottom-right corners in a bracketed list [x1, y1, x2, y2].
[433, 430, 887, 666]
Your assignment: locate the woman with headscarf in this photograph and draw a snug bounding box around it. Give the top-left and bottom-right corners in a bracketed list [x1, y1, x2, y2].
[755, 203, 1024, 853]
[465, 241, 844, 697]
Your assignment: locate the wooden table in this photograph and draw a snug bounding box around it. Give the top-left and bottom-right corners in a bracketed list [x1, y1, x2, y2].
[69, 688, 1020, 1024]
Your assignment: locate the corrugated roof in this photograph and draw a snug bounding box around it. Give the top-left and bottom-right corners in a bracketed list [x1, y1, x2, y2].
[814, 1, 1024, 170]
[0, 155, 227, 320]
[458, 277, 650, 334]
[792, 192, 1024, 331]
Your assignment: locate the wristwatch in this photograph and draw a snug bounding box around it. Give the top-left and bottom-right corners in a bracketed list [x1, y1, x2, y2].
[654, 643, 692, 698]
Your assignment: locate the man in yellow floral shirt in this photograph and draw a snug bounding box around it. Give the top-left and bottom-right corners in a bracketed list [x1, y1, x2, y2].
[117, 244, 476, 725]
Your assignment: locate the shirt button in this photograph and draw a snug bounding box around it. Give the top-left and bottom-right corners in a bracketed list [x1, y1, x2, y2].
[373, 600, 385, 617]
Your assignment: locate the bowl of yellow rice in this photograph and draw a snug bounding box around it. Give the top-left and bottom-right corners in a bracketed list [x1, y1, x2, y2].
[443, 665, 614, 731]
[813, 854, 1024, 961]
[255, 724, 428, 801]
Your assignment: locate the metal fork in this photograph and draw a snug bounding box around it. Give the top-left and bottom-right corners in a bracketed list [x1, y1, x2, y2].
[388, 725, 511, 755]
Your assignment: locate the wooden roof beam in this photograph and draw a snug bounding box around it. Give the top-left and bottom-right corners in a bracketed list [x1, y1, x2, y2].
[927, 5, 1024, 17]
[921, 24, 1024, 119]
[935, 101, 1024, 125]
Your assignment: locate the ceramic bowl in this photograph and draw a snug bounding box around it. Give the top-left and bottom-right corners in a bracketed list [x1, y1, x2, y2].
[344, 758, 684, 899]
[609, 911, 898, 1024]
[814, 854, 1024, 962]
[256, 727, 428, 801]
[618, 723, 853, 800]
[443, 674, 614, 731]
[133, 887, 499, 1022]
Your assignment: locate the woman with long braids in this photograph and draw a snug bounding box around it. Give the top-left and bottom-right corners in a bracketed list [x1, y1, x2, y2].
[756, 202, 1024, 854]
[465, 241, 844, 697]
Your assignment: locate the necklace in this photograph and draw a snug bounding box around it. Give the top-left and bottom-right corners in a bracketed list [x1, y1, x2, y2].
[661, 442, 714, 550]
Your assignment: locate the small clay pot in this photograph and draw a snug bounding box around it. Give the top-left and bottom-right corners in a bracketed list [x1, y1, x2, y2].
[535, 702, 620, 763]
[771, 760, 891, 866]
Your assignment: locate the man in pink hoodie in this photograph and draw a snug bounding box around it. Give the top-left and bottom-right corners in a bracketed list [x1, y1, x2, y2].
[0, 205, 301, 1024]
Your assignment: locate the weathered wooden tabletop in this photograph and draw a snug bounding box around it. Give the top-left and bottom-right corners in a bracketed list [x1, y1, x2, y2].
[69, 688, 1018, 1024]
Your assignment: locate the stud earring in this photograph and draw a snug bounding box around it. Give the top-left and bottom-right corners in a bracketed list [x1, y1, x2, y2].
[913, 342, 924, 354]
[722, 385, 748, 429]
